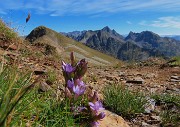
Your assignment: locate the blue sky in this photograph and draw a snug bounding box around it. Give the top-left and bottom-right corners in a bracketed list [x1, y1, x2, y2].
[0, 0, 180, 36]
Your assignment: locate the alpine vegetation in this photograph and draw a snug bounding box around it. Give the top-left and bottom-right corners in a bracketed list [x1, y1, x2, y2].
[62, 52, 105, 127]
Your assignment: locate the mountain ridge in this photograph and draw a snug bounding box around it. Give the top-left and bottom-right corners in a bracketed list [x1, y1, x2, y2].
[62, 27, 180, 61]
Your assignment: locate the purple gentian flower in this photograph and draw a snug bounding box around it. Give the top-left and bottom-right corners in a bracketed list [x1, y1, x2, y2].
[90, 121, 99, 127]
[97, 112, 105, 120]
[67, 79, 74, 90]
[89, 101, 104, 114]
[76, 59, 88, 78]
[62, 61, 75, 73]
[75, 79, 85, 87]
[73, 85, 86, 96]
[91, 91, 99, 103]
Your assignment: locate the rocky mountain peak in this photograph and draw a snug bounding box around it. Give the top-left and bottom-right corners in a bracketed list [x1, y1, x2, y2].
[26, 26, 48, 42]
[134, 31, 161, 44]
[140, 31, 160, 39]
[125, 31, 137, 41]
[102, 26, 111, 32]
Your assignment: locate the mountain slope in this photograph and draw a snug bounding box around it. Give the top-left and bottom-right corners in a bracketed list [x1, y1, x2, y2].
[63, 27, 180, 61]
[125, 31, 180, 57]
[26, 26, 122, 66]
[64, 26, 125, 58]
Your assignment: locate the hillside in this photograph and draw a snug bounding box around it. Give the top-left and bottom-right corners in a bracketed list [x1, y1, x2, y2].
[26, 26, 122, 66]
[63, 27, 180, 61]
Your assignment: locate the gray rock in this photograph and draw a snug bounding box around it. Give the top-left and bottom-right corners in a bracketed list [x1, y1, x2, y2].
[171, 76, 179, 80]
[144, 97, 156, 113]
[170, 79, 180, 82]
[142, 122, 150, 127]
[126, 77, 144, 84]
[170, 76, 180, 82]
[150, 116, 161, 122]
[39, 81, 51, 92]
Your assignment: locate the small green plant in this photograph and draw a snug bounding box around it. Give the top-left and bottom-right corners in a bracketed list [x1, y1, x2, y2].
[19, 48, 32, 57]
[170, 56, 180, 66]
[160, 109, 179, 127]
[151, 93, 180, 107]
[0, 20, 17, 41]
[32, 92, 76, 127]
[0, 66, 32, 126]
[151, 93, 180, 126]
[46, 70, 57, 85]
[103, 84, 146, 119]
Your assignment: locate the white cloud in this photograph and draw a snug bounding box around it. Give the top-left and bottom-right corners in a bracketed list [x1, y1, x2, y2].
[151, 17, 180, 28]
[139, 16, 180, 29]
[126, 21, 132, 25]
[0, 0, 180, 16]
[139, 20, 147, 26]
[0, 10, 6, 15]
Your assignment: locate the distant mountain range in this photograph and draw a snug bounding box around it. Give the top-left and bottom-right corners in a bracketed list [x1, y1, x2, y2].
[162, 35, 180, 41]
[61, 27, 180, 61]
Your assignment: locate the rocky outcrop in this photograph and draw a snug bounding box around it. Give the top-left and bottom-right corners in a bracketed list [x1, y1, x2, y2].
[99, 110, 130, 127]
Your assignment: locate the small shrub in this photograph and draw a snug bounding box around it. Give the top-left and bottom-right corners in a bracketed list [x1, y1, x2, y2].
[44, 44, 56, 55]
[103, 84, 146, 119]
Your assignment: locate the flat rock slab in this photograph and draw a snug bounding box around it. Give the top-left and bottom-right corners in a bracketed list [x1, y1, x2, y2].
[99, 110, 129, 127]
[126, 77, 144, 84]
[171, 76, 179, 80]
[170, 76, 180, 82]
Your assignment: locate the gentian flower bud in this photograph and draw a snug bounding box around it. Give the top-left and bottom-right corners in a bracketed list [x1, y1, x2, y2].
[62, 61, 75, 73]
[90, 121, 99, 127]
[67, 79, 74, 91]
[65, 87, 72, 99]
[76, 59, 88, 79]
[70, 52, 75, 66]
[75, 79, 85, 87]
[95, 112, 106, 120]
[73, 85, 86, 96]
[90, 91, 99, 103]
[89, 101, 104, 114]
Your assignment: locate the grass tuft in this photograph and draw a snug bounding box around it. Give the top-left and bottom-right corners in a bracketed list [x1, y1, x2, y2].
[151, 93, 180, 126]
[103, 84, 146, 119]
[0, 65, 32, 126]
